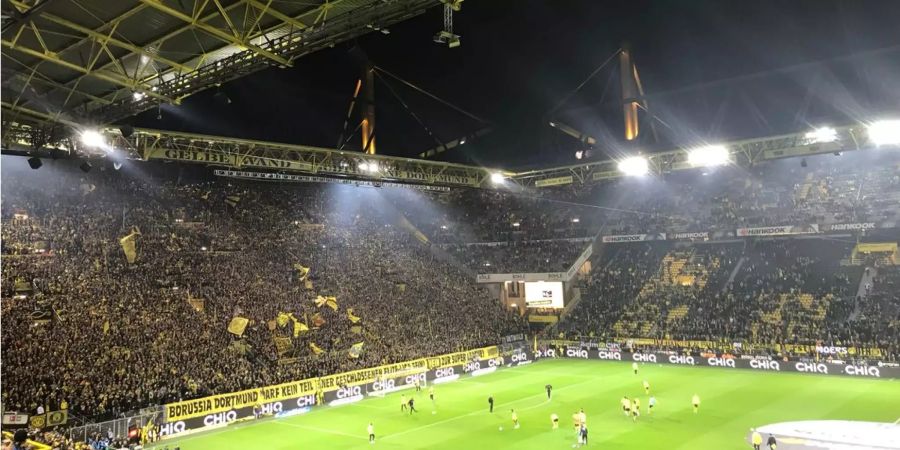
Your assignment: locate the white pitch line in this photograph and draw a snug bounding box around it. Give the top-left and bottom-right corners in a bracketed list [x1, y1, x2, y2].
[894, 417, 900, 424]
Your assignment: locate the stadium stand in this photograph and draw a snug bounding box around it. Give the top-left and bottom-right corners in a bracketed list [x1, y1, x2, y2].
[1, 150, 899, 447]
[0, 163, 526, 421]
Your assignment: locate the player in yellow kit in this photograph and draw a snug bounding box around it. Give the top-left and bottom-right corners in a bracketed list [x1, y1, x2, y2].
[692, 394, 700, 414]
[632, 397, 641, 422]
[511, 409, 519, 429]
[642, 379, 650, 394]
[550, 413, 559, 429]
[621, 396, 631, 417]
[751, 428, 763, 450]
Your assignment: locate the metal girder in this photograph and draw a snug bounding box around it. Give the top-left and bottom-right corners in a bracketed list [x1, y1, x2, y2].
[80, 127, 503, 188]
[1, 37, 178, 104]
[19, 7, 195, 74]
[87, 0, 433, 124]
[137, 0, 292, 67]
[1, 122, 885, 191]
[513, 124, 870, 187]
[1, 0, 57, 33]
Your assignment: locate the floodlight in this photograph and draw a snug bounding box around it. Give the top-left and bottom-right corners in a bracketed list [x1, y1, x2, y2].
[572, 218, 580, 223]
[512, 222, 520, 227]
[575, 150, 584, 160]
[80, 130, 104, 147]
[132, 91, 145, 101]
[868, 120, 900, 146]
[360, 162, 379, 173]
[617, 156, 649, 176]
[805, 127, 837, 144]
[490, 172, 505, 184]
[687, 145, 729, 167]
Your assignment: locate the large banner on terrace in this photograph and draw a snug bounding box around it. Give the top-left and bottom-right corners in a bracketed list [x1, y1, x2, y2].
[317, 359, 428, 391]
[736, 224, 819, 237]
[164, 378, 318, 421]
[601, 233, 666, 243]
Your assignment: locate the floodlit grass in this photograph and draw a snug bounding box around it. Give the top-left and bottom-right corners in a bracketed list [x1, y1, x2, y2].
[153, 359, 899, 449]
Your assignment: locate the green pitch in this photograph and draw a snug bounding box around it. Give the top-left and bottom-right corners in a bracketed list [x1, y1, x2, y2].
[153, 359, 899, 450]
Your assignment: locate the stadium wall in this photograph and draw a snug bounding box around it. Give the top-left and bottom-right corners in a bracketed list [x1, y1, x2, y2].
[544, 347, 900, 379]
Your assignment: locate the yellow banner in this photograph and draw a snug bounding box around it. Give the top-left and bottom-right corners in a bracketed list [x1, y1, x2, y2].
[528, 315, 559, 323]
[165, 378, 317, 421]
[856, 242, 897, 253]
[317, 359, 428, 391]
[535, 175, 574, 187]
[29, 414, 46, 428]
[425, 346, 497, 368]
[46, 410, 67, 426]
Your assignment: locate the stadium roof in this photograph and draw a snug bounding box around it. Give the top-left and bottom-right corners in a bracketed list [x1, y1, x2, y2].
[1, 0, 435, 126]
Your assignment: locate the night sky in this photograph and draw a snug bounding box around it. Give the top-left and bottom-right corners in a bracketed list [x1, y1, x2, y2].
[133, 0, 900, 169]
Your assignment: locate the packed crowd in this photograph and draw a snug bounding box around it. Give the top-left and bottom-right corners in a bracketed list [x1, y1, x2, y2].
[561, 237, 898, 359]
[402, 150, 900, 273]
[1, 160, 525, 424]
[2, 147, 899, 448]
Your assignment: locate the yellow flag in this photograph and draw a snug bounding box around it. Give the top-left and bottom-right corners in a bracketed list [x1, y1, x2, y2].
[350, 325, 362, 334]
[225, 195, 241, 207]
[348, 342, 364, 358]
[304, 280, 314, 290]
[289, 313, 309, 337]
[227, 317, 249, 336]
[347, 308, 361, 324]
[102, 320, 110, 334]
[293, 264, 310, 282]
[315, 295, 338, 310]
[309, 342, 324, 355]
[276, 312, 290, 327]
[187, 294, 205, 312]
[119, 229, 141, 264]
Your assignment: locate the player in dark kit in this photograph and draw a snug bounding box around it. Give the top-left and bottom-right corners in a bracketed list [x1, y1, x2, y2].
[767, 435, 777, 450]
[407, 398, 418, 414]
[488, 396, 494, 413]
[545, 384, 552, 400]
[580, 424, 588, 445]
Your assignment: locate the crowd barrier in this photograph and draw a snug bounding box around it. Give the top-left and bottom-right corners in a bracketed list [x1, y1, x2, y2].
[158, 345, 529, 439]
[545, 347, 900, 379]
